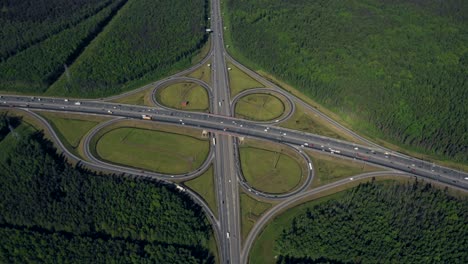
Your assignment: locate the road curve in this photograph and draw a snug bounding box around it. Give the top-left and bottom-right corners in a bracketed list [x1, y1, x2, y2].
[81, 116, 215, 182]
[240, 170, 463, 263]
[11, 108, 222, 255]
[102, 42, 214, 103]
[234, 140, 315, 200]
[226, 56, 393, 151]
[1, 100, 466, 192]
[151, 76, 214, 112]
[230, 88, 295, 125]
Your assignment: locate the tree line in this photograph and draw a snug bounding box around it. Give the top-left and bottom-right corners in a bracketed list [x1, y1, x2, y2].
[50, 0, 209, 97]
[225, 0, 468, 162]
[0, 0, 112, 60]
[0, 0, 125, 94]
[0, 117, 214, 262]
[275, 180, 468, 263]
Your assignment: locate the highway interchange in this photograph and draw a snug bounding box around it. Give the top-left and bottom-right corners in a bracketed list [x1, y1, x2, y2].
[1, 0, 468, 263]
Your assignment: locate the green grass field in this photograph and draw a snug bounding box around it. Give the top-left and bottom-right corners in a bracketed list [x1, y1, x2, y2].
[184, 166, 218, 216]
[111, 89, 154, 106]
[240, 142, 304, 194]
[156, 82, 209, 111]
[306, 150, 382, 187]
[281, 104, 361, 143]
[187, 62, 212, 85]
[208, 232, 219, 264]
[40, 112, 107, 157]
[95, 127, 209, 174]
[235, 93, 285, 121]
[240, 192, 273, 243]
[227, 62, 264, 96]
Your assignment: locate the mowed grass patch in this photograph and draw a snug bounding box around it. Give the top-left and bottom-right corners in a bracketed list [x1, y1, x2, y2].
[156, 82, 209, 111]
[111, 88, 154, 106]
[39, 112, 108, 157]
[184, 166, 218, 216]
[95, 127, 209, 174]
[281, 104, 361, 144]
[187, 62, 212, 85]
[306, 150, 383, 187]
[235, 93, 285, 121]
[227, 62, 264, 96]
[208, 232, 219, 264]
[239, 139, 306, 194]
[240, 192, 273, 243]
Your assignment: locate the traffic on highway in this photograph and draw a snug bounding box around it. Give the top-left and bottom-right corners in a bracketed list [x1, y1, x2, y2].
[2, 95, 467, 192]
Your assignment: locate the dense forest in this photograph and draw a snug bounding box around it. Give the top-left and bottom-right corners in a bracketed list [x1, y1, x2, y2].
[0, 0, 111, 60]
[0, 0, 208, 97]
[276, 181, 468, 263]
[49, 0, 208, 97]
[0, 0, 125, 93]
[0, 116, 214, 262]
[225, 0, 468, 162]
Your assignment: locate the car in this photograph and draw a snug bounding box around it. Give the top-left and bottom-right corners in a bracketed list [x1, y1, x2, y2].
[354, 147, 359, 150]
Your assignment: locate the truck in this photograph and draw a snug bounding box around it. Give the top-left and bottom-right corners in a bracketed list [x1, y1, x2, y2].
[212, 137, 216, 146]
[141, 114, 151, 120]
[175, 184, 186, 192]
[308, 162, 313, 170]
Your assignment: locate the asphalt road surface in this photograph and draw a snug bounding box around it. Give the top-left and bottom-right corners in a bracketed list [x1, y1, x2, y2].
[1, 0, 467, 261]
[209, 0, 242, 262]
[2, 96, 466, 191]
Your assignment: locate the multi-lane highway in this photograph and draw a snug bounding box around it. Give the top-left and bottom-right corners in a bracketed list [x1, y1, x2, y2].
[209, 0, 242, 262]
[1, 0, 467, 262]
[2, 95, 467, 192]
